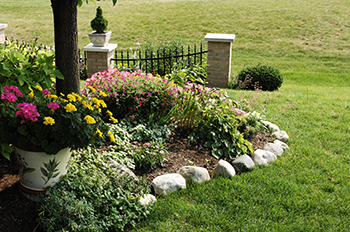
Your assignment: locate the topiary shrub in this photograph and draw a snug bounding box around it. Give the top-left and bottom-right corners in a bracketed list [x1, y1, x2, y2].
[90, 6, 108, 33]
[237, 64, 283, 91]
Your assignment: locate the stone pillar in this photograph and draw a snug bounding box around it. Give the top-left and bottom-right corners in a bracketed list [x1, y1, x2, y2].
[83, 43, 118, 78]
[0, 24, 8, 44]
[204, 33, 235, 88]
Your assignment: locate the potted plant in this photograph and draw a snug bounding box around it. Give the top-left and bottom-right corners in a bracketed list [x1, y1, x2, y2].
[88, 6, 111, 47]
[0, 85, 117, 200]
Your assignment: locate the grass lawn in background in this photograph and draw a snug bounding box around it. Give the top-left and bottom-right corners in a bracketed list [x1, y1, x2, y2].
[1, 0, 350, 231]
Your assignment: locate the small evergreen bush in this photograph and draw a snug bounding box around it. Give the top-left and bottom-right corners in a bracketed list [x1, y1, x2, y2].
[90, 6, 108, 33]
[237, 64, 283, 91]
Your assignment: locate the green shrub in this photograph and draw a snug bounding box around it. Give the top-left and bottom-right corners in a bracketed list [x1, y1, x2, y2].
[132, 141, 167, 170]
[0, 39, 63, 94]
[90, 6, 108, 33]
[38, 147, 151, 232]
[237, 64, 283, 91]
[166, 62, 207, 88]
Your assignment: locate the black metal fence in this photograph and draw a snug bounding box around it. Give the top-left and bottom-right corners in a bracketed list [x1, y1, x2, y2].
[111, 44, 207, 76]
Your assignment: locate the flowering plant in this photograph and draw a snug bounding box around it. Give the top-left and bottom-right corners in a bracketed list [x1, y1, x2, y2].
[0, 85, 116, 158]
[83, 68, 177, 121]
[132, 141, 167, 170]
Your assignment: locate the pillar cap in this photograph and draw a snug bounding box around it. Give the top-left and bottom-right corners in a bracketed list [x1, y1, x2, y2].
[205, 33, 235, 43]
[83, 43, 118, 52]
[0, 24, 8, 30]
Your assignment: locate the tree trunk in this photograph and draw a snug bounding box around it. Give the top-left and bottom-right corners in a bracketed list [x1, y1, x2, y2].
[51, 0, 80, 95]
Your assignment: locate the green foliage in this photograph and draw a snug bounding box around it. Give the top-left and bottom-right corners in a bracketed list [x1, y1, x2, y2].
[166, 62, 207, 88]
[237, 64, 283, 91]
[90, 6, 108, 33]
[132, 141, 167, 170]
[0, 39, 63, 95]
[38, 147, 150, 232]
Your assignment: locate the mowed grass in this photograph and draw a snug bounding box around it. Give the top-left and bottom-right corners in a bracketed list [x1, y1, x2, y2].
[2, 0, 350, 231]
[1, 0, 349, 73]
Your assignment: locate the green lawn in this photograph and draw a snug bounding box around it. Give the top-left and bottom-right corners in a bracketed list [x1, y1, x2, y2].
[1, 0, 350, 231]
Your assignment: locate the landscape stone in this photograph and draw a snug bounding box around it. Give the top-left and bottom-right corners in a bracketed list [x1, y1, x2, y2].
[177, 166, 210, 184]
[107, 159, 138, 181]
[272, 130, 289, 142]
[139, 194, 157, 206]
[231, 154, 255, 174]
[212, 160, 236, 179]
[152, 173, 186, 195]
[263, 142, 284, 157]
[253, 149, 277, 166]
[263, 120, 280, 133]
[274, 140, 289, 151]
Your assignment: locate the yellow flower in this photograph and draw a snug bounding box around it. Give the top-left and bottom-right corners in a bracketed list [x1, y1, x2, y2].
[109, 116, 118, 124]
[67, 94, 77, 102]
[36, 85, 43, 91]
[99, 91, 107, 97]
[47, 94, 58, 99]
[64, 103, 77, 112]
[108, 131, 116, 142]
[28, 87, 34, 98]
[106, 110, 113, 116]
[43, 117, 55, 125]
[94, 128, 103, 137]
[84, 115, 96, 124]
[88, 86, 96, 92]
[100, 99, 107, 108]
[60, 93, 65, 97]
[72, 93, 82, 101]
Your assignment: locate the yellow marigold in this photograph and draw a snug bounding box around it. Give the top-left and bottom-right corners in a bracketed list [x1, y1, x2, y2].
[47, 94, 58, 99]
[64, 103, 77, 112]
[109, 116, 118, 124]
[60, 93, 65, 97]
[88, 86, 96, 92]
[95, 128, 103, 137]
[99, 91, 107, 97]
[100, 99, 107, 108]
[43, 117, 55, 125]
[72, 93, 82, 101]
[36, 85, 43, 91]
[84, 115, 96, 124]
[108, 131, 116, 142]
[67, 94, 77, 102]
[106, 110, 113, 116]
[28, 87, 34, 98]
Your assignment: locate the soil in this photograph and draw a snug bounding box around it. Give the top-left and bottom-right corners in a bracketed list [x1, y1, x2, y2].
[0, 129, 274, 232]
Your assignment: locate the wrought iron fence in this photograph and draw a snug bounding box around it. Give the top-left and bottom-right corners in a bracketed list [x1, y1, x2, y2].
[111, 44, 207, 76]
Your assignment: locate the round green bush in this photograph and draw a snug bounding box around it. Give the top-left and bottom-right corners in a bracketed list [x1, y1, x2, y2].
[237, 64, 283, 91]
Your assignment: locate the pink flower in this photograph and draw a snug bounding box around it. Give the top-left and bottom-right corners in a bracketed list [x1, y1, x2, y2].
[152, 152, 156, 155]
[148, 92, 152, 96]
[41, 89, 51, 95]
[15, 102, 40, 122]
[1, 86, 23, 103]
[160, 150, 164, 154]
[144, 142, 151, 147]
[47, 102, 60, 110]
[130, 116, 134, 120]
[141, 155, 145, 158]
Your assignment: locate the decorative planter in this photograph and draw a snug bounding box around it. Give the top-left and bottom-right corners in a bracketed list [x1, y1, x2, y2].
[88, 31, 112, 47]
[14, 146, 71, 201]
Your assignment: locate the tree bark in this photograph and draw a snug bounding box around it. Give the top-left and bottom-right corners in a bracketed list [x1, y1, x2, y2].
[51, 0, 80, 95]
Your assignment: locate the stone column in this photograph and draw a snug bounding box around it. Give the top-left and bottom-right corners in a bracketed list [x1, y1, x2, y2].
[83, 43, 118, 78]
[204, 33, 235, 88]
[0, 24, 8, 44]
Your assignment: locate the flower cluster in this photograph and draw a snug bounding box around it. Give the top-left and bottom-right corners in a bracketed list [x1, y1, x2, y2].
[132, 141, 167, 170]
[0, 85, 115, 155]
[83, 68, 178, 121]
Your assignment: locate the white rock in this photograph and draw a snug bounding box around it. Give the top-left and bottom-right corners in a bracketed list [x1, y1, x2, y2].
[272, 130, 289, 142]
[212, 160, 236, 179]
[152, 173, 186, 195]
[139, 194, 157, 206]
[107, 159, 138, 181]
[177, 166, 210, 184]
[263, 142, 284, 157]
[253, 149, 277, 166]
[263, 121, 280, 133]
[274, 140, 289, 151]
[231, 154, 255, 174]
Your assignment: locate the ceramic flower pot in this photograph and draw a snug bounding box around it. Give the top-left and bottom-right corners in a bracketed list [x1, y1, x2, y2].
[14, 146, 71, 201]
[88, 31, 112, 47]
